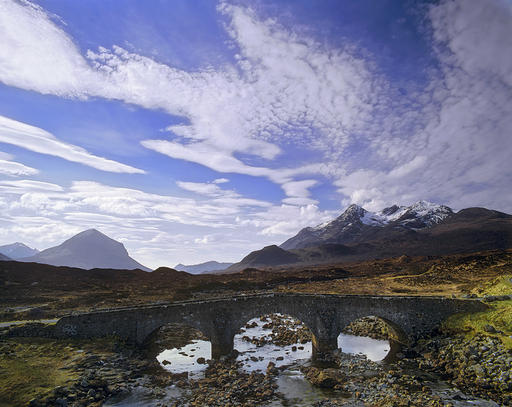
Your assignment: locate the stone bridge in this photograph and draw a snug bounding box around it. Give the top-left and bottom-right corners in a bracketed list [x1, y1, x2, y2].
[53, 293, 486, 359]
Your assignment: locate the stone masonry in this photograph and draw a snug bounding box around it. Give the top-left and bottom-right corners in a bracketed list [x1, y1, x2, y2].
[49, 293, 487, 359]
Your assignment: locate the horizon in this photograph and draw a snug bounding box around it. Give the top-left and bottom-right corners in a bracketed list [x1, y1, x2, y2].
[0, 199, 504, 270]
[0, 0, 511, 268]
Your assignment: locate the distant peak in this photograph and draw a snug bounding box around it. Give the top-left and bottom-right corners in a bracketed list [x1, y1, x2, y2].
[81, 228, 102, 235]
[73, 229, 109, 239]
[339, 203, 367, 219]
[346, 203, 364, 211]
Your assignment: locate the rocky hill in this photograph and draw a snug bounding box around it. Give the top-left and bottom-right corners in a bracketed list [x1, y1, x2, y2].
[226, 203, 512, 272]
[21, 229, 150, 271]
[225, 245, 301, 272]
[0, 242, 39, 259]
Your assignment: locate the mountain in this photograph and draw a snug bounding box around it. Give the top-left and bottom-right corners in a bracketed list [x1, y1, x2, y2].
[174, 261, 234, 274]
[225, 245, 301, 272]
[21, 229, 151, 271]
[281, 201, 453, 250]
[0, 242, 39, 259]
[0, 253, 11, 261]
[225, 203, 512, 272]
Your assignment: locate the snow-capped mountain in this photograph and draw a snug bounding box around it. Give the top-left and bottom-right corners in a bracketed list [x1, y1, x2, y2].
[21, 229, 151, 271]
[0, 242, 39, 259]
[281, 201, 453, 250]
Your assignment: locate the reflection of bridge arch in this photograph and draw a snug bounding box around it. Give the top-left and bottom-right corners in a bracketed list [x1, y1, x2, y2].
[52, 293, 487, 359]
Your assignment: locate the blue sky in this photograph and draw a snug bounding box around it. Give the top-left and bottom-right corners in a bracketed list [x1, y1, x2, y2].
[0, 0, 511, 268]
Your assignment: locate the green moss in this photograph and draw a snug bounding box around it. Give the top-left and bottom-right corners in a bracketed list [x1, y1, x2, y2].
[0, 339, 79, 406]
[443, 300, 512, 349]
[0, 337, 116, 407]
[473, 274, 512, 296]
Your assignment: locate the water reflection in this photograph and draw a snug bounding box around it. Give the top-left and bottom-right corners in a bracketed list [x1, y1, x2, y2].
[337, 333, 390, 361]
[156, 339, 211, 378]
[234, 316, 311, 372]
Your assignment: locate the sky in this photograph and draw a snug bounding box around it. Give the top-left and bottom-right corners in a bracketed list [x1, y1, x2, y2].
[0, 0, 511, 269]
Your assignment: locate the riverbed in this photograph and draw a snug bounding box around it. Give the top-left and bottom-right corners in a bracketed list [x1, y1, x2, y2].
[105, 314, 501, 406]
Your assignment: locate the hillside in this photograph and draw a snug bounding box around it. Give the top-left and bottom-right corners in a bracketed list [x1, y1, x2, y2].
[225, 245, 301, 272]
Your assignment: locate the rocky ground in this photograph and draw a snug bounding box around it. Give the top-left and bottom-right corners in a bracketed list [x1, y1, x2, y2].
[417, 334, 512, 405]
[240, 313, 312, 347]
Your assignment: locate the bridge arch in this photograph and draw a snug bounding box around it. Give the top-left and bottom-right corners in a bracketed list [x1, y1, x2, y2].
[48, 293, 487, 361]
[145, 322, 213, 374]
[220, 300, 332, 360]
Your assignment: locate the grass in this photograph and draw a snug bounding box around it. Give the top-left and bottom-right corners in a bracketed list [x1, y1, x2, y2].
[473, 274, 512, 296]
[443, 274, 512, 349]
[0, 337, 116, 407]
[0, 338, 80, 406]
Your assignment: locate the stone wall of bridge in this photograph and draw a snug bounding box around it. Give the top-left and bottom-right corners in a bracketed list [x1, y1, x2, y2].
[51, 293, 487, 359]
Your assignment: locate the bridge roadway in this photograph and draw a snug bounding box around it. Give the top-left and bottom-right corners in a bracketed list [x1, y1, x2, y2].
[53, 293, 487, 359]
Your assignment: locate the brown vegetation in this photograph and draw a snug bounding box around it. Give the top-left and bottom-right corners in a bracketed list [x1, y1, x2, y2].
[1, 249, 511, 322]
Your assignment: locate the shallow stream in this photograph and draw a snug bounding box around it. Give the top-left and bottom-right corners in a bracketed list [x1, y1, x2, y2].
[106, 315, 499, 406]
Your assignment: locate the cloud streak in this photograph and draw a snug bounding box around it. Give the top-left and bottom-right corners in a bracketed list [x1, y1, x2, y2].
[0, 115, 145, 174]
[0, 158, 38, 176]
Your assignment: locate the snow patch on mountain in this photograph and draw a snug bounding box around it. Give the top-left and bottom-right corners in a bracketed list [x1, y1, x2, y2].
[281, 200, 454, 250]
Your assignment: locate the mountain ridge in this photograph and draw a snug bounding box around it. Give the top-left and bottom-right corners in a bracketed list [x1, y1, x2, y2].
[226, 203, 512, 272]
[281, 201, 453, 250]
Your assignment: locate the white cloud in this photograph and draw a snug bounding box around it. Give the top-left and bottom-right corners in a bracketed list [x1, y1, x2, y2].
[0, 179, 63, 193]
[0, 115, 145, 174]
[282, 197, 318, 206]
[177, 180, 224, 197]
[281, 179, 317, 202]
[213, 178, 229, 184]
[0, 177, 336, 267]
[334, 0, 512, 213]
[0, 0, 379, 192]
[0, 158, 38, 176]
[255, 204, 336, 236]
[176, 180, 271, 209]
[0, 0, 95, 96]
